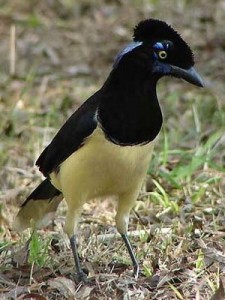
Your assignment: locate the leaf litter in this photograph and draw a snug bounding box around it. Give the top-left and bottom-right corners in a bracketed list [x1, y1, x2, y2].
[0, 1, 225, 299]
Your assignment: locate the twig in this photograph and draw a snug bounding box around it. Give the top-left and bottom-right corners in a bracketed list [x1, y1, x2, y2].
[10, 24, 16, 76]
[95, 228, 172, 243]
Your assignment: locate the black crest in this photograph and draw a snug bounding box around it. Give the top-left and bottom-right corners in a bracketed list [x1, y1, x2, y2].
[133, 19, 194, 68]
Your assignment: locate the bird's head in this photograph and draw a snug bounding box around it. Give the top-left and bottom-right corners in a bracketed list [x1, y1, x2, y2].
[113, 19, 204, 87]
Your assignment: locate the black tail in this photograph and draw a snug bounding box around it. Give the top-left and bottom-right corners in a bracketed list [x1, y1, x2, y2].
[13, 179, 63, 231]
[21, 178, 61, 207]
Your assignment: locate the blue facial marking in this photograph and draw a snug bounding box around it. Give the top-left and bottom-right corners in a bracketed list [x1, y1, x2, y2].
[153, 42, 164, 50]
[152, 60, 172, 75]
[153, 52, 158, 59]
[113, 41, 143, 68]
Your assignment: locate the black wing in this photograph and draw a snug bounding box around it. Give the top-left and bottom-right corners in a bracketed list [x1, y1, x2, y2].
[36, 92, 100, 177]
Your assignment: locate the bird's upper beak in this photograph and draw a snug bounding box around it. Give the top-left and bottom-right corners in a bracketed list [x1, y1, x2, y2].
[153, 61, 204, 88]
[170, 65, 204, 87]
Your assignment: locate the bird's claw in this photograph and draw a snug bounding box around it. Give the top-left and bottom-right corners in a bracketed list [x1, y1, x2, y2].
[133, 264, 140, 280]
[76, 271, 89, 284]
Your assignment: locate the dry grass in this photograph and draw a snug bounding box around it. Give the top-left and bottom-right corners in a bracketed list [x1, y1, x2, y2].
[0, 1, 225, 299]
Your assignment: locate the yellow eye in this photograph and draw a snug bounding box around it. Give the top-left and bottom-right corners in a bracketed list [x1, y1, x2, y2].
[158, 50, 167, 59]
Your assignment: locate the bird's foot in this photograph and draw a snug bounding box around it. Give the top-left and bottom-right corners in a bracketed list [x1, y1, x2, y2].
[133, 263, 140, 280]
[75, 270, 89, 284]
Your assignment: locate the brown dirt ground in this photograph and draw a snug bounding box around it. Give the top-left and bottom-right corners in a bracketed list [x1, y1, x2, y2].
[0, 1, 225, 299]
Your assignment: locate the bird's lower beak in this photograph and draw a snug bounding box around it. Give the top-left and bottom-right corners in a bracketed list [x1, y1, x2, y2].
[170, 66, 204, 87]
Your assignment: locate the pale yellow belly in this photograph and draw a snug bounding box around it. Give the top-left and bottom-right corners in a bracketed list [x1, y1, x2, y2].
[50, 127, 154, 202]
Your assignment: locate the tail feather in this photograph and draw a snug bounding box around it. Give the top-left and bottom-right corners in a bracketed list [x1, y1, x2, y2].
[13, 179, 63, 231]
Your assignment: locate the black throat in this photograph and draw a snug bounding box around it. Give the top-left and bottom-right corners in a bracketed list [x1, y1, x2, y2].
[98, 60, 163, 146]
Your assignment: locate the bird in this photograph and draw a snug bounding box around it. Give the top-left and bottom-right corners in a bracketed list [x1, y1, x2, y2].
[13, 18, 204, 283]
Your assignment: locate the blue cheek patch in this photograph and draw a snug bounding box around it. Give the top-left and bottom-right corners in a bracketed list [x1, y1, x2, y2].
[152, 60, 172, 75]
[113, 41, 143, 68]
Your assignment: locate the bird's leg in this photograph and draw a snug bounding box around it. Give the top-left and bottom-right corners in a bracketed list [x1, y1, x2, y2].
[116, 189, 141, 279]
[64, 205, 88, 283]
[121, 233, 139, 279]
[70, 234, 88, 283]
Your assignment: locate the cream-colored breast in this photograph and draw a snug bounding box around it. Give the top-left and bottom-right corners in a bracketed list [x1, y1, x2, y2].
[50, 127, 154, 201]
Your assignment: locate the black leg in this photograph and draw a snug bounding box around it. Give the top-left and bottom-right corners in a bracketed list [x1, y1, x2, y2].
[70, 234, 88, 283]
[121, 233, 139, 279]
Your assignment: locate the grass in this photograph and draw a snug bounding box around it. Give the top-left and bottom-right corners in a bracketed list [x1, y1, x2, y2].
[0, 1, 225, 299]
[28, 230, 51, 267]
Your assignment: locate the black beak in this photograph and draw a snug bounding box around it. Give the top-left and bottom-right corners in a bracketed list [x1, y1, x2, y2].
[170, 66, 204, 87]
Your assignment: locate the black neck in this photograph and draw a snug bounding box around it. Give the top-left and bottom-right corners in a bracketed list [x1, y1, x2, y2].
[98, 62, 163, 145]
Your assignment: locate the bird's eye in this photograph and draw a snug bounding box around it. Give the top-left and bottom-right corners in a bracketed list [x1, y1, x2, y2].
[158, 50, 167, 59]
